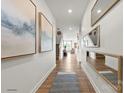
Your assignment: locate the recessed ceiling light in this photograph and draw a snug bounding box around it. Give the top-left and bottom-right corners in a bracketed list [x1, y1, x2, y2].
[69, 27, 72, 30]
[97, 9, 101, 14]
[68, 9, 72, 13]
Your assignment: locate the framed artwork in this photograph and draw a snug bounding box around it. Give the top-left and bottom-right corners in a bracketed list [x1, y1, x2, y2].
[91, 0, 120, 26]
[1, 0, 36, 58]
[39, 13, 53, 52]
[83, 25, 100, 48]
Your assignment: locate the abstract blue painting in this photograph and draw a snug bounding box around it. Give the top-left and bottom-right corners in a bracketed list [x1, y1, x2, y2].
[1, 0, 36, 58]
[39, 13, 53, 52]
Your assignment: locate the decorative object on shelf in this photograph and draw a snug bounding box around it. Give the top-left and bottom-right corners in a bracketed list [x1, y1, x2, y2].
[83, 25, 100, 48]
[91, 0, 120, 26]
[39, 12, 53, 52]
[1, 0, 36, 58]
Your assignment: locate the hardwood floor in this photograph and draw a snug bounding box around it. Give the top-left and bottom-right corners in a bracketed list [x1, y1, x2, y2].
[36, 53, 96, 93]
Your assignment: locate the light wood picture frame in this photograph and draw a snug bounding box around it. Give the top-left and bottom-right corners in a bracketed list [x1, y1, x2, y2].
[91, 0, 120, 26]
[39, 12, 53, 52]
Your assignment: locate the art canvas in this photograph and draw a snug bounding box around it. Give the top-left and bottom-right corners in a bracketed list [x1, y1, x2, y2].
[39, 13, 53, 52]
[83, 26, 100, 47]
[1, 0, 36, 58]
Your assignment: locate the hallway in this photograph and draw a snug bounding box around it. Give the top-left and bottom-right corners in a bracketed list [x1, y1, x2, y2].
[1, 0, 123, 93]
[36, 53, 96, 93]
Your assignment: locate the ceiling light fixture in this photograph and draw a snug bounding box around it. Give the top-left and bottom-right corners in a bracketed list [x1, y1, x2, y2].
[69, 27, 72, 30]
[97, 9, 102, 14]
[68, 9, 72, 13]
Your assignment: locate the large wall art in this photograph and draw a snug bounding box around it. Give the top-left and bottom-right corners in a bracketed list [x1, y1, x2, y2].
[83, 26, 100, 48]
[1, 0, 36, 58]
[39, 13, 53, 52]
[91, 0, 120, 26]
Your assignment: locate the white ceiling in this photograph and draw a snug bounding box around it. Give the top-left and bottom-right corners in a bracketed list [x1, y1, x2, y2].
[45, 0, 90, 40]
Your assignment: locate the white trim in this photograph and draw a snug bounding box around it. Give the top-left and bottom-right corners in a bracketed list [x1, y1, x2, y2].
[30, 64, 56, 93]
[81, 63, 100, 93]
[81, 62, 116, 93]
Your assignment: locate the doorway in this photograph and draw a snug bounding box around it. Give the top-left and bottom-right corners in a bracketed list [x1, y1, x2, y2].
[63, 40, 72, 52]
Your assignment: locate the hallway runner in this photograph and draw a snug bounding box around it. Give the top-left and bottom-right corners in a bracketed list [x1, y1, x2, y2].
[49, 72, 80, 93]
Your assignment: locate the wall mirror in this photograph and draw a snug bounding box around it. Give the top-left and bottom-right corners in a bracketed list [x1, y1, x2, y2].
[91, 0, 120, 26]
[83, 26, 100, 48]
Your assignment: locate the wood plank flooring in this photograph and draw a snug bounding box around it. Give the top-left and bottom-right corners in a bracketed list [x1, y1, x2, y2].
[36, 53, 96, 93]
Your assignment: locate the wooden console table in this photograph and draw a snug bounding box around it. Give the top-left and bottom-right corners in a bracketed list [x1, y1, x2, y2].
[86, 51, 123, 93]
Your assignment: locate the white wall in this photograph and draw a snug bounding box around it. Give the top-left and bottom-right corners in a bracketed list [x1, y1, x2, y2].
[1, 0, 56, 93]
[79, 0, 123, 93]
[80, 0, 123, 55]
[62, 25, 79, 41]
[105, 56, 118, 71]
[89, 52, 96, 59]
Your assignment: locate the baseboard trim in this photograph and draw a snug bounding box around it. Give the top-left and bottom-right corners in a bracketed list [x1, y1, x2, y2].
[81, 63, 100, 93]
[30, 64, 56, 93]
[81, 63, 116, 93]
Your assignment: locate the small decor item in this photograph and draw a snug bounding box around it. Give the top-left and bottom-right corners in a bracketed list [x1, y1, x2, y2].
[39, 13, 53, 52]
[91, 0, 120, 26]
[1, 0, 36, 58]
